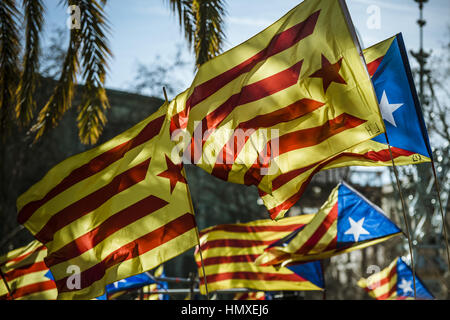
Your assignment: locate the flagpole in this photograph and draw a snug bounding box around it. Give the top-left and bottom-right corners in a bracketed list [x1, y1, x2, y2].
[338, 0, 417, 298]
[162, 87, 210, 300]
[0, 267, 12, 299]
[430, 160, 450, 277]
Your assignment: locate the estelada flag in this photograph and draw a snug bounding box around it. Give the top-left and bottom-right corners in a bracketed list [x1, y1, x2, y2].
[233, 291, 266, 300]
[168, 0, 385, 220]
[258, 33, 433, 219]
[194, 215, 324, 294]
[16, 102, 198, 300]
[255, 182, 402, 267]
[324, 33, 432, 168]
[357, 257, 434, 300]
[0, 240, 57, 300]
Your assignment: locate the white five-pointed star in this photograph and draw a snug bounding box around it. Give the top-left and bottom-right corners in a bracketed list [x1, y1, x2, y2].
[379, 90, 404, 127]
[398, 278, 414, 295]
[344, 217, 370, 242]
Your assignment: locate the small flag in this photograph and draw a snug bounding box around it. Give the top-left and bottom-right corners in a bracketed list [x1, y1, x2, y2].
[16, 102, 198, 300]
[168, 0, 385, 220]
[0, 241, 57, 300]
[255, 182, 402, 267]
[357, 257, 434, 300]
[195, 215, 324, 294]
[258, 33, 433, 219]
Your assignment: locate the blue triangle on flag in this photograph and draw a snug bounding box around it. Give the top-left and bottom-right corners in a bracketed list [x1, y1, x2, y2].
[336, 183, 401, 247]
[371, 33, 432, 159]
[286, 261, 324, 289]
[396, 257, 434, 299]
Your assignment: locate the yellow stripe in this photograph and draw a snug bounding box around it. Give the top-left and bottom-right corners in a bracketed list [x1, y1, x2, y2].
[280, 186, 339, 253]
[56, 228, 197, 300]
[279, 233, 402, 267]
[14, 288, 58, 300]
[26, 144, 155, 236]
[0, 240, 43, 266]
[363, 35, 396, 64]
[310, 219, 338, 254]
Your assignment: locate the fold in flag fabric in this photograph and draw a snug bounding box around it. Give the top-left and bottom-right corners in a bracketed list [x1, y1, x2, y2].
[168, 0, 385, 220]
[357, 257, 434, 300]
[16, 102, 198, 300]
[233, 291, 266, 300]
[0, 240, 57, 300]
[194, 215, 325, 294]
[255, 182, 402, 267]
[142, 265, 169, 300]
[259, 33, 433, 219]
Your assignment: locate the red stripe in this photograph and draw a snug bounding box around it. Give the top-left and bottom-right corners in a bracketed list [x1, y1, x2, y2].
[211, 99, 325, 181]
[199, 223, 305, 237]
[0, 245, 46, 267]
[45, 195, 169, 268]
[243, 113, 367, 187]
[199, 239, 278, 251]
[3, 261, 48, 282]
[294, 203, 338, 255]
[186, 60, 304, 164]
[197, 254, 260, 267]
[6, 280, 56, 300]
[200, 271, 306, 285]
[34, 159, 151, 244]
[170, 10, 320, 132]
[55, 213, 196, 293]
[367, 56, 384, 77]
[18, 115, 165, 225]
[266, 146, 414, 219]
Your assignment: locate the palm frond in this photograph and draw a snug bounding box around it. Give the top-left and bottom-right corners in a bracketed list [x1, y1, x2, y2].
[31, 26, 80, 142]
[76, 0, 112, 145]
[15, 0, 45, 127]
[192, 0, 226, 68]
[0, 0, 21, 138]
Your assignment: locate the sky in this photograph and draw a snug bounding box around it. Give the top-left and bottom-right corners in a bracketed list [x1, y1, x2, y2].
[41, 0, 450, 94]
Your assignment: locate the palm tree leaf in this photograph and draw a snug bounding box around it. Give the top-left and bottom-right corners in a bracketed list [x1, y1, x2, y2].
[15, 0, 45, 127]
[0, 0, 21, 138]
[31, 26, 80, 142]
[32, 0, 112, 145]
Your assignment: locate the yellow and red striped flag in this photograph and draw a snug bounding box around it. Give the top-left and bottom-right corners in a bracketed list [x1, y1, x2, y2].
[0, 240, 57, 300]
[194, 215, 324, 294]
[168, 0, 385, 220]
[142, 265, 167, 300]
[259, 34, 433, 217]
[357, 257, 434, 300]
[16, 103, 198, 300]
